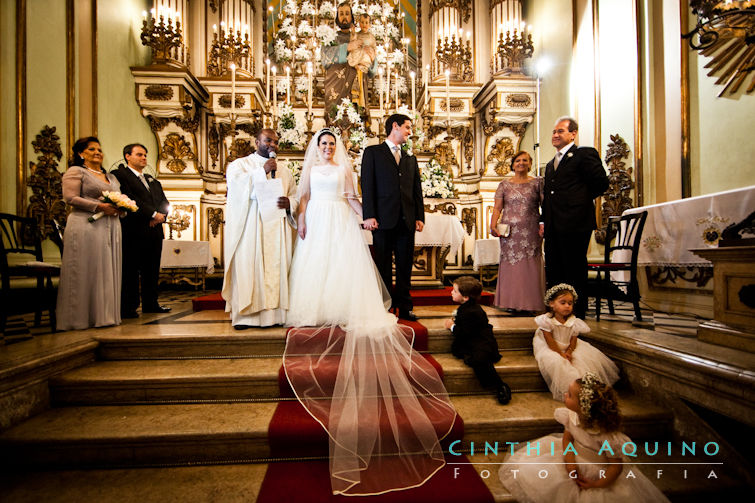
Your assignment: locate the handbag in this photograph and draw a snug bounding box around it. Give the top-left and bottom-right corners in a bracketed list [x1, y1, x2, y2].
[496, 222, 511, 237]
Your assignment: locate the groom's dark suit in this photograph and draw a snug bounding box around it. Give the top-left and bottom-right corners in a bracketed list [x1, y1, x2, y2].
[361, 142, 424, 314]
[542, 144, 608, 318]
[113, 165, 170, 314]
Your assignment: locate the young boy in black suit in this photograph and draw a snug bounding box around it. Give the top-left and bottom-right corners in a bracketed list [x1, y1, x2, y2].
[445, 276, 511, 405]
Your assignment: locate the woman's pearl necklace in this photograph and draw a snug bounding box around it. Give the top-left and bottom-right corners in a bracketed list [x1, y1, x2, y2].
[86, 167, 104, 174]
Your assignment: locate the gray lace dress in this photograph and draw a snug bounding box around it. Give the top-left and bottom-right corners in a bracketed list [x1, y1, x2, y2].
[56, 166, 122, 330]
[494, 177, 545, 311]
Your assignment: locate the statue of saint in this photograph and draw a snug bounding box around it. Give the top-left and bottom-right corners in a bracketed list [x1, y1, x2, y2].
[321, 3, 358, 117]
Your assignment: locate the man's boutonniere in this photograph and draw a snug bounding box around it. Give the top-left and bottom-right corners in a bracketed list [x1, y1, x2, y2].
[401, 141, 414, 157]
[567, 152, 574, 158]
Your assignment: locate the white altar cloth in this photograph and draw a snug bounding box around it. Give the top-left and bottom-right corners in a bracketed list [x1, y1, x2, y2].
[160, 240, 215, 273]
[472, 238, 501, 270]
[363, 213, 466, 256]
[623, 185, 755, 266]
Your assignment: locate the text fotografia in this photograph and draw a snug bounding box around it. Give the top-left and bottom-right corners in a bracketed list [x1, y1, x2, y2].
[447, 440, 720, 458]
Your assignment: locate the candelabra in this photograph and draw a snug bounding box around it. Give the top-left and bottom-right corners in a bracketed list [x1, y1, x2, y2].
[166, 206, 191, 239]
[434, 35, 473, 82]
[208, 25, 253, 77]
[494, 29, 534, 75]
[140, 12, 186, 65]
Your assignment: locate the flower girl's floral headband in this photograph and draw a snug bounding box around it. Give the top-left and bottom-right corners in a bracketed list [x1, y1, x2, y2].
[543, 283, 578, 305]
[578, 371, 603, 419]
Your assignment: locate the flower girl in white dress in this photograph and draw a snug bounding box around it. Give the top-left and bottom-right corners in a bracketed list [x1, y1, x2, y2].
[533, 284, 619, 400]
[284, 129, 457, 496]
[499, 372, 670, 502]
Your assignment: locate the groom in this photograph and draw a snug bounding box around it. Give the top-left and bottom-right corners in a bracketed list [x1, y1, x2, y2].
[361, 114, 424, 321]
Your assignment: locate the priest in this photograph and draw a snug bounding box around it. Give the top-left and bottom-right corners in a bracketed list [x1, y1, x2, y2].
[222, 129, 298, 329]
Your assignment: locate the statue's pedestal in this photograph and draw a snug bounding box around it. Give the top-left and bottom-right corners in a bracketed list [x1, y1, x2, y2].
[692, 246, 755, 352]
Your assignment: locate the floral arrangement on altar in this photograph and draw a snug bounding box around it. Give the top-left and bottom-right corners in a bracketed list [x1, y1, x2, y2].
[277, 104, 307, 150]
[89, 191, 138, 222]
[286, 160, 303, 184]
[333, 98, 367, 154]
[421, 158, 456, 199]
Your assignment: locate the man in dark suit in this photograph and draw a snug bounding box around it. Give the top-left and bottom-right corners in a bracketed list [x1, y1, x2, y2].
[542, 117, 609, 319]
[113, 143, 171, 317]
[361, 114, 424, 321]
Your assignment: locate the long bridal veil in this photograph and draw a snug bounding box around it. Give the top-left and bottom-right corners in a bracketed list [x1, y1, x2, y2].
[283, 130, 457, 496]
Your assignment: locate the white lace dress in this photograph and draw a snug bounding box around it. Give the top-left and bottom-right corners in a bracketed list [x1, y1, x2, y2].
[500, 407, 670, 502]
[284, 163, 457, 496]
[533, 314, 620, 400]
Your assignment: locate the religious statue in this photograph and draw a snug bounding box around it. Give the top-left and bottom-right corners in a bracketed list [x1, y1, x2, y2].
[321, 2, 358, 118]
[347, 12, 378, 109]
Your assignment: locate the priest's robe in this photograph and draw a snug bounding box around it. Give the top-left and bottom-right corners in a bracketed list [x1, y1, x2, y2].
[222, 153, 298, 326]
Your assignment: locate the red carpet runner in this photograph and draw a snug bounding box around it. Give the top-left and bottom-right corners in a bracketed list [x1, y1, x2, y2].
[257, 320, 494, 503]
[191, 287, 493, 311]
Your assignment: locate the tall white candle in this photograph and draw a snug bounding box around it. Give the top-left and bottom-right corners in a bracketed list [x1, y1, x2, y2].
[378, 67, 384, 112]
[394, 71, 399, 112]
[272, 66, 278, 118]
[410, 71, 416, 117]
[385, 64, 391, 111]
[230, 63, 237, 118]
[265, 59, 270, 101]
[307, 62, 313, 115]
[445, 69, 451, 127]
[424, 64, 430, 109]
[285, 66, 291, 105]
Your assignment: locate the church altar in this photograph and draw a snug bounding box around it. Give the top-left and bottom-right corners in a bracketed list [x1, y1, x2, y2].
[159, 240, 214, 290]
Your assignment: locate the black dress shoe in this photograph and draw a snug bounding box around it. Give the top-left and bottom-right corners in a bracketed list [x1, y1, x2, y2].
[398, 310, 419, 322]
[234, 324, 253, 331]
[142, 305, 172, 313]
[496, 383, 512, 405]
[121, 311, 139, 319]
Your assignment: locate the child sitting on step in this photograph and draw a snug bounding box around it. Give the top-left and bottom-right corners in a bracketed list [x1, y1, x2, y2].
[534, 283, 619, 400]
[445, 276, 511, 404]
[499, 372, 670, 502]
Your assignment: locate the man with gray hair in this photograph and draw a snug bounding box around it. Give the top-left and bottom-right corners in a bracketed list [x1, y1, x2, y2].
[542, 117, 608, 319]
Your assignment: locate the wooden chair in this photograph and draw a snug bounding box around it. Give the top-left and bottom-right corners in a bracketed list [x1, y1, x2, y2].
[0, 213, 60, 336]
[588, 211, 648, 322]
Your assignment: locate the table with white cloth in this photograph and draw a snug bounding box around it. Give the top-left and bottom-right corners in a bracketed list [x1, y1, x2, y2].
[159, 240, 215, 290]
[364, 213, 466, 287]
[621, 185, 755, 316]
[472, 238, 502, 283]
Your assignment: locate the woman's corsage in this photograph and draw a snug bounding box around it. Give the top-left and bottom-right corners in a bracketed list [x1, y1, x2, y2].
[89, 191, 139, 222]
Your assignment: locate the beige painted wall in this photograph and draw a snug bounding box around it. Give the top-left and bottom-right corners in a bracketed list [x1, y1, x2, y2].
[97, 0, 156, 174]
[0, 0, 17, 213]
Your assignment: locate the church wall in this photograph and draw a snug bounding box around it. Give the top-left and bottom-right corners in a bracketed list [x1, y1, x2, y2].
[0, 0, 17, 213]
[96, 0, 156, 172]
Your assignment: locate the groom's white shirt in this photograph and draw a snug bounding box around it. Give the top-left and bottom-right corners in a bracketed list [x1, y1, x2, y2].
[222, 152, 299, 326]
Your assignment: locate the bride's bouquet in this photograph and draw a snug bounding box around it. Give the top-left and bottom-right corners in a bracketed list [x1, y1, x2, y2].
[89, 191, 138, 222]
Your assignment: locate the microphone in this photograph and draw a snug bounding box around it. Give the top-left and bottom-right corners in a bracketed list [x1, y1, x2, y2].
[268, 151, 276, 178]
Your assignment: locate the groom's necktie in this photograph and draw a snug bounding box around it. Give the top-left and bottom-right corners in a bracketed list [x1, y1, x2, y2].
[392, 145, 401, 165]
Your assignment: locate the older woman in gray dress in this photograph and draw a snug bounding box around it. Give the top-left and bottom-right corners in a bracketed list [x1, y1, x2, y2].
[56, 137, 122, 330]
[490, 151, 545, 314]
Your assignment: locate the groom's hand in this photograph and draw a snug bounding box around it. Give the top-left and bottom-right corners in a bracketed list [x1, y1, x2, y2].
[277, 197, 290, 210]
[415, 220, 424, 232]
[363, 218, 378, 231]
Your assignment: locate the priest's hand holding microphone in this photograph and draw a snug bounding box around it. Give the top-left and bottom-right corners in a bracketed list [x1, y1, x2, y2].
[264, 150, 290, 211]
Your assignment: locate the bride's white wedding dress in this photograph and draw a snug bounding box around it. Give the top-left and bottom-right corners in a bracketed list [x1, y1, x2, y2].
[284, 161, 457, 496]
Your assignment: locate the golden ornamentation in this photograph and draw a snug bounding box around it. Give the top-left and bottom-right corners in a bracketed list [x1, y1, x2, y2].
[144, 84, 174, 101]
[429, 0, 472, 23]
[166, 204, 192, 239]
[208, 125, 219, 170]
[207, 19, 253, 77]
[462, 128, 474, 170]
[424, 200, 457, 215]
[434, 36, 473, 82]
[595, 134, 635, 245]
[481, 105, 506, 137]
[174, 115, 200, 133]
[148, 116, 170, 133]
[503, 122, 527, 140]
[494, 29, 534, 75]
[435, 141, 459, 173]
[27, 125, 67, 239]
[208, 207, 224, 237]
[643, 235, 663, 252]
[487, 137, 515, 176]
[461, 207, 477, 235]
[228, 138, 255, 164]
[440, 97, 464, 112]
[219, 94, 246, 109]
[505, 93, 531, 107]
[683, 1, 755, 95]
[161, 133, 196, 174]
[140, 12, 186, 65]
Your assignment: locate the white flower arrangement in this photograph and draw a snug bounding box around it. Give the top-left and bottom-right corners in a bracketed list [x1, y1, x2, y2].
[318, 1, 336, 19]
[284, 0, 298, 15]
[300, 1, 316, 17]
[275, 76, 290, 94]
[369, 23, 386, 41]
[277, 104, 306, 150]
[382, 3, 394, 18]
[368, 4, 382, 18]
[89, 191, 138, 222]
[352, 1, 367, 17]
[287, 160, 303, 184]
[294, 46, 312, 61]
[421, 158, 456, 199]
[315, 24, 337, 46]
[389, 49, 404, 67]
[297, 20, 313, 37]
[274, 40, 292, 62]
[294, 76, 308, 97]
[333, 98, 367, 153]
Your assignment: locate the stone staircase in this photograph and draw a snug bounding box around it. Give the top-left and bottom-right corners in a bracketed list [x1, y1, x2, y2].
[0, 305, 743, 501]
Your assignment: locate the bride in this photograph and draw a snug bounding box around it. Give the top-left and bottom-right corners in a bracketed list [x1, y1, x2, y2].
[285, 129, 457, 496]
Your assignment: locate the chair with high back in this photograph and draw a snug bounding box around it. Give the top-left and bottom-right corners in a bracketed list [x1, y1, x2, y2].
[0, 213, 60, 337]
[588, 211, 648, 322]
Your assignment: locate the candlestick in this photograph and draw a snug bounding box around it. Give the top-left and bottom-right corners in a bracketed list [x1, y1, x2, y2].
[385, 64, 391, 111]
[445, 69, 451, 128]
[424, 64, 429, 110]
[378, 67, 384, 113]
[285, 66, 291, 105]
[307, 62, 313, 115]
[230, 63, 237, 119]
[410, 71, 416, 117]
[265, 59, 271, 102]
[394, 71, 399, 113]
[272, 66, 278, 121]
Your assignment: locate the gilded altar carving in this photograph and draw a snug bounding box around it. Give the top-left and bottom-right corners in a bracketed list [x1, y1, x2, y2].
[208, 124, 219, 170]
[174, 115, 200, 133]
[144, 84, 174, 101]
[219, 94, 246, 109]
[462, 128, 474, 170]
[435, 141, 459, 172]
[503, 122, 527, 140]
[424, 201, 457, 215]
[228, 138, 255, 163]
[161, 133, 196, 173]
[27, 125, 67, 238]
[481, 105, 505, 136]
[595, 134, 635, 245]
[440, 97, 464, 112]
[505, 93, 531, 108]
[430, 0, 472, 23]
[208, 207, 224, 237]
[647, 266, 713, 289]
[148, 116, 170, 133]
[487, 136, 515, 176]
[461, 207, 477, 235]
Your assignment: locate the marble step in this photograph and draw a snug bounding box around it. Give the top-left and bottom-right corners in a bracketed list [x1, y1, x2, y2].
[49, 352, 545, 405]
[0, 393, 671, 469]
[0, 450, 746, 503]
[93, 313, 537, 360]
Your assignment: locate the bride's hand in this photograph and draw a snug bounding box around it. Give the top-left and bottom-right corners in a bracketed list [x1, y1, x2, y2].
[298, 222, 306, 239]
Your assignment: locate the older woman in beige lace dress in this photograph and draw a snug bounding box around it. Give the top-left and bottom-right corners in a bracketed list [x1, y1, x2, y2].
[56, 137, 122, 330]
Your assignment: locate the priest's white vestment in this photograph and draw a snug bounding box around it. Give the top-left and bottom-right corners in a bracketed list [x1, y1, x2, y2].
[222, 153, 298, 326]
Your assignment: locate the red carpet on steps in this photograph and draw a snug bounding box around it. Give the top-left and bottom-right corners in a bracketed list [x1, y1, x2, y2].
[191, 287, 493, 311]
[258, 321, 494, 502]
